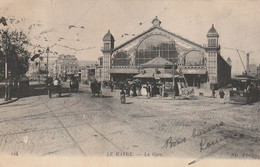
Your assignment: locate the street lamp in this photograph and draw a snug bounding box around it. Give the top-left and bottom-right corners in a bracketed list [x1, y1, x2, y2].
[4, 31, 9, 101]
[1, 17, 9, 100]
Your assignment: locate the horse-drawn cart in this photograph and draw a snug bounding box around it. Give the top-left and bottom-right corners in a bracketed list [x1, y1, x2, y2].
[90, 81, 102, 97]
[46, 77, 62, 98]
[69, 76, 79, 92]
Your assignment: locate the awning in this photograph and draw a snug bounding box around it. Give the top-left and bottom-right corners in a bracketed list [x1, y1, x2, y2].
[108, 68, 139, 74]
[181, 68, 207, 75]
[134, 73, 173, 79]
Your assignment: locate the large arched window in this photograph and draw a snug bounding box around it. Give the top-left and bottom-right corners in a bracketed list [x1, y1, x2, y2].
[135, 35, 178, 66]
[185, 50, 204, 66]
[112, 51, 130, 66]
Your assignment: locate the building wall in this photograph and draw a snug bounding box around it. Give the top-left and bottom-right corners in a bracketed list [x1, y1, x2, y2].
[102, 24, 231, 86]
[53, 55, 79, 78]
[95, 66, 102, 82]
[217, 54, 231, 86]
[248, 64, 258, 77]
[257, 65, 260, 79]
[103, 52, 111, 81]
[81, 68, 95, 83]
[207, 51, 218, 83]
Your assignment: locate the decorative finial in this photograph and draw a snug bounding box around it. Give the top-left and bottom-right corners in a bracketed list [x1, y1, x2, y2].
[152, 16, 161, 27]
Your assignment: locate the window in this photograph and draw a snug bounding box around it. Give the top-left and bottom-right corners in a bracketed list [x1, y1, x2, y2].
[185, 51, 204, 66]
[113, 52, 130, 66]
[135, 35, 178, 66]
[104, 43, 110, 50]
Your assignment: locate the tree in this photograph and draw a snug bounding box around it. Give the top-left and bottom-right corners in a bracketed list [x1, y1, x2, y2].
[0, 29, 31, 81]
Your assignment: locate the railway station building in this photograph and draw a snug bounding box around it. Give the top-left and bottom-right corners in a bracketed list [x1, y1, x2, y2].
[101, 17, 231, 87]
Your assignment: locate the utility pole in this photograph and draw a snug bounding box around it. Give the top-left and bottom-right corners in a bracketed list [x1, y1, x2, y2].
[46, 47, 50, 78]
[246, 53, 250, 73]
[38, 60, 41, 83]
[4, 31, 8, 101]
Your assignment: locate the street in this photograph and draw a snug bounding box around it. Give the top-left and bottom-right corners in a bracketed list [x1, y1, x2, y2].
[0, 83, 259, 160]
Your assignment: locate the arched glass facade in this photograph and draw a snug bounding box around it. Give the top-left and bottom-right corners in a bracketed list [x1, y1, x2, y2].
[185, 50, 204, 66]
[135, 35, 178, 66]
[112, 51, 130, 66]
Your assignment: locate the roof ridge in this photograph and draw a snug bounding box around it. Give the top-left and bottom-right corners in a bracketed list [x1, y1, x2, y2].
[157, 27, 204, 48]
[113, 26, 204, 52]
[113, 26, 156, 51]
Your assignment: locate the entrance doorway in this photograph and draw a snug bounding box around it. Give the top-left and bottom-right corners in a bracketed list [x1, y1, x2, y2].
[184, 74, 204, 87]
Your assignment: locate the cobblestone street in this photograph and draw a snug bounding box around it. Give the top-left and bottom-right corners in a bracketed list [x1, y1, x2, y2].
[0, 83, 259, 160]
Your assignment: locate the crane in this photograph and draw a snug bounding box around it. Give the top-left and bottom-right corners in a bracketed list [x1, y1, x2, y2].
[222, 47, 251, 74]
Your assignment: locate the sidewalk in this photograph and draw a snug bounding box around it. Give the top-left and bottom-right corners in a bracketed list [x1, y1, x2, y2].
[0, 97, 19, 105]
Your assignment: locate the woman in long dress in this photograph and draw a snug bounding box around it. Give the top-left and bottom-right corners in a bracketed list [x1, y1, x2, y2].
[141, 84, 147, 96]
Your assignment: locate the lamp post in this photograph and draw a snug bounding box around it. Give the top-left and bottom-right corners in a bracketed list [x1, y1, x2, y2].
[4, 31, 8, 101]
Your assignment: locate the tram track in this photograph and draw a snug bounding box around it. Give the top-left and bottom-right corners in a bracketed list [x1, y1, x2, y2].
[0, 94, 83, 123]
[42, 97, 87, 156]
[55, 93, 124, 152]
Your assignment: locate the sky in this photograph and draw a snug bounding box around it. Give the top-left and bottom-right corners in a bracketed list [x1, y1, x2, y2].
[1, 0, 260, 74]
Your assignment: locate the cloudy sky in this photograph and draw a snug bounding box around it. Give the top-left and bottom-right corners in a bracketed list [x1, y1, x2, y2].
[1, 0, 260, 74]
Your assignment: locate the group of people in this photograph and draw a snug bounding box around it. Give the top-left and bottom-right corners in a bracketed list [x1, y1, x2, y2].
[119, 82, 166, 104]
[120, 83, 140, 98]
[144, 83, 165, 98]
[211, 86, 225, 103]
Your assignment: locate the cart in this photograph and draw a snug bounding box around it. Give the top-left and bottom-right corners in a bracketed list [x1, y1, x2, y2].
[69, 77, 79, 92]
[90, 81, 102, 97]
[47, 77, 62, 98]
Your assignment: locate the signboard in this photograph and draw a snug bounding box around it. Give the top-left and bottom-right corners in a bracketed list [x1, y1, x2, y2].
[181, 68, 207, 74]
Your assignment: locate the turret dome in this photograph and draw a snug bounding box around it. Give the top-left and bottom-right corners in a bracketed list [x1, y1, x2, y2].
[207, 24, 219, 37]
[103, 30, 115, 41]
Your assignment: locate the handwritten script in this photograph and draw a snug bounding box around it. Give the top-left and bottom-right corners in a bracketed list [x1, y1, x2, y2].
[163, 122, 224, 149]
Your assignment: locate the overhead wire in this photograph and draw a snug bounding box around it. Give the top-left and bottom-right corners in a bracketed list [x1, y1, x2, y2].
[27, 0, 100, 55]
[120, 0, 188, 38]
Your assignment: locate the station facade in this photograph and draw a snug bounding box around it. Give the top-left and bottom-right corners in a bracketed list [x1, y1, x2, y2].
[101, 17, 231, 87]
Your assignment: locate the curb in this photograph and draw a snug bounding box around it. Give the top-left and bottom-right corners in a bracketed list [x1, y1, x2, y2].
[0, 98, 19, 106]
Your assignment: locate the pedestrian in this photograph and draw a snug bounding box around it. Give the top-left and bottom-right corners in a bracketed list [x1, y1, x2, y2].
[126, 84, 130, 97]
[174, 80, 179, 97]
[110, 82, 114, 92]
[137, 84, 142, 96]
[159, 85, 162, 97]
[146, 84, 151, 98]
[162, 83, 165, 98]
[211, 86, 215, 98]
[132, 84, 137, 96]
[120, 89, 126, 104]
[141, 84, 146, 96]
[219, 89, 225, 103]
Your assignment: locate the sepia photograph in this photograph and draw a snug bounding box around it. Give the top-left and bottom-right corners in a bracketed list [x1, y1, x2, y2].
[0, 0, 259, 166]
